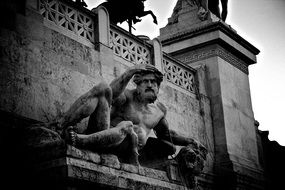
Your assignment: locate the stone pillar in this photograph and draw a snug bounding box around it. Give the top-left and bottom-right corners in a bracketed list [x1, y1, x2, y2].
[151, 38, 163, 73]
[92, 5, 115, 83]
[94, 5, 110, 47]
[159, 0, 264, 189]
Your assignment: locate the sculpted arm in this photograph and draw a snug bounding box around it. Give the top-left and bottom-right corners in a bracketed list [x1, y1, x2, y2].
[169, 129, 199, 146]
[154, 103, 204, 148]
[154, 117, 196, 146]
[109, 64, 155, 99]
[155, 118, 207, 156]
[154, 117, 172, 142]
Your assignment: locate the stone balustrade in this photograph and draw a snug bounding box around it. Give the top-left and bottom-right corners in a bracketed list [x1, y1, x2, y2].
[163, 53, 196, 94]
[110, 25, 152, 66]
[36, 0, 197, 95]
[39, 0, 95, 45]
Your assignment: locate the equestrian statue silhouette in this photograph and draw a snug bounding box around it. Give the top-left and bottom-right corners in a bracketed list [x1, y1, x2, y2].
[95, 0, 157, 33]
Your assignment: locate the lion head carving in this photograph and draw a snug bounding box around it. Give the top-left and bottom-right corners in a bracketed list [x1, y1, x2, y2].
[175, 142, 208, 188]
[176, 142, 207, 174]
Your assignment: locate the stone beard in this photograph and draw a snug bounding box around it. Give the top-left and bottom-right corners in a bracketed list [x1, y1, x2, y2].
[134, 89, 158, 104]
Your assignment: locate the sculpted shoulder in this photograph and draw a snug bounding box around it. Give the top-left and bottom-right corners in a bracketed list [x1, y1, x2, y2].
[112, 89, 133, 106]
[156, 101, 167, 116]
[126, 89, 136, 98]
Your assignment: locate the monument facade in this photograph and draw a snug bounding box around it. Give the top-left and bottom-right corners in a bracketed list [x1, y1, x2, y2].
[0, 0, 271, 189]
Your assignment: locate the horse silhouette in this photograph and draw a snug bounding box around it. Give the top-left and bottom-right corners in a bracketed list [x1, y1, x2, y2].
[95, 0, 157, 33]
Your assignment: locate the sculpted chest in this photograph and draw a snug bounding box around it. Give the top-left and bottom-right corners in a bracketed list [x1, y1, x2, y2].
[123, 103, 164, 129]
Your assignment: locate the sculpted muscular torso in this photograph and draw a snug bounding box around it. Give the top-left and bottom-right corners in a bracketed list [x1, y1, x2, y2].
[111, 88, 166, 149]
[51, 64, 200, 165]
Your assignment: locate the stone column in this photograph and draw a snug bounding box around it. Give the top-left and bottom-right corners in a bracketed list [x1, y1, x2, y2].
[94, 5, 110, 47]
[92, 5, 115, 83]
[158, 1, 264, 189]
[151, 38, 163, 73]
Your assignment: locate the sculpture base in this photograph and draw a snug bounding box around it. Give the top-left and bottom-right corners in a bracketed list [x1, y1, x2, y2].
[28, 145, 187, 190]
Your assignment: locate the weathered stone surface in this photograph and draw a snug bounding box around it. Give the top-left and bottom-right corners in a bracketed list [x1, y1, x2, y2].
[121, 163, 139, 174]
[31, 146, 186, 190]
[167, 163, 182, 182]
[159, 85, 208, 146]
[66, 145, 101, 164]
[143, 167, 170, 182]
[160, 0, 219, 40]
[0, 12, 102, 123]
[23, 126, 62, 148]
[100, 154, 121, 169]
[0, 0, 267, 189]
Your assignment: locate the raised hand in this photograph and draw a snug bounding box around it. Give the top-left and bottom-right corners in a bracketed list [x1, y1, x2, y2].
[130, 64, 159, 74]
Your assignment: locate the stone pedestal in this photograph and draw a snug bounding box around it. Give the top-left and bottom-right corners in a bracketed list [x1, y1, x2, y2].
[0, 109, 208, 190]
[159, 0, 264, 189]
[29, 145, 187, 190]
[160, 0, 220, 40]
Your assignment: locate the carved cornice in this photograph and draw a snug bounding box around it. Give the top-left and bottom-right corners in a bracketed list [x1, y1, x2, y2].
[160, 21, 260, 57]
[175, 45, 249, 74]
[216, 47, 249, 74]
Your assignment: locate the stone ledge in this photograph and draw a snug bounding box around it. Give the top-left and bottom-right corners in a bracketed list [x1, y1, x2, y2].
[33, 145, 187, 190]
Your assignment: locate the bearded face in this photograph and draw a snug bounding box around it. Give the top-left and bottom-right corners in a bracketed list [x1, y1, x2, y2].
[135, 74, 159, 103]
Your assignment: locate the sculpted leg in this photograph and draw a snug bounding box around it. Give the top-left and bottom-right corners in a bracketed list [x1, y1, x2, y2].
[208, 0, 221, 18]
[55, 82, 112, 133]
[137, 10, 157, 24]
[221, 0, 228, 21]
[67, 121, 139, 165]
[86, 84, 112, 134]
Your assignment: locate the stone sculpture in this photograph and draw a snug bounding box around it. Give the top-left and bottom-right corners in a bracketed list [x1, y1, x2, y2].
[176, 143, 208, 188]
[59, 64, 205, 165]
[95, 0, 157, 33]
[28, 64, 206, 168]
[169, 0, 228, 23]
[208, 0, 228, 21]
[197, 0, 228, 21]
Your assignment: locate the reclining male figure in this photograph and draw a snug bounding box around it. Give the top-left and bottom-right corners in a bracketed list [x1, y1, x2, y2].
[53, 64, 202, 165]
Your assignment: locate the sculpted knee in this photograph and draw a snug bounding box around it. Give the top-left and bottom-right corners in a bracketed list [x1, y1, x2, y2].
[98, 82, 112, 96]
[90, 82, 112, 103]
[117, 121, 134, 131]
[101, 82, 112, 104]
[118, 121, 138, 138]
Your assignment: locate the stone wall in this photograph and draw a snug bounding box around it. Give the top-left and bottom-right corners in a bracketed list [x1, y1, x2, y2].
[0, 0, 102, 126]
[0, 0, 215, 189]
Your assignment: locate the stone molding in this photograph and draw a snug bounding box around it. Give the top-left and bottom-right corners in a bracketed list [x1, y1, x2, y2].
[160, 21, 260, 58]
[175, 45, 249, 74]
[34, 145, 188, 189]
